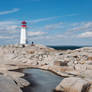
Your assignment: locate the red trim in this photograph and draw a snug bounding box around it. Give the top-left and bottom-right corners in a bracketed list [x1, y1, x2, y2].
[21, 25, 27, 28]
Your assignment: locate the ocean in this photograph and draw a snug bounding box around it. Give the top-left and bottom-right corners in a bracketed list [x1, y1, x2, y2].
[48, 46, 82, 50]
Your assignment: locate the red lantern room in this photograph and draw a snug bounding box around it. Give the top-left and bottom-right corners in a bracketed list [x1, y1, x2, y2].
[22, 21, 27, 24]
[21, 21, 27, 28]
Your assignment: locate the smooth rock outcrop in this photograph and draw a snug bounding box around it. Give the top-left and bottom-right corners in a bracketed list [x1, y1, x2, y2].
[55, 77, 91, 92]
[0, 45, 92, 92]
[0, 75, 22, 92]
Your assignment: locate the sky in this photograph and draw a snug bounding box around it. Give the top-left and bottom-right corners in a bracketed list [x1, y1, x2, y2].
[0, 0, 92, 46]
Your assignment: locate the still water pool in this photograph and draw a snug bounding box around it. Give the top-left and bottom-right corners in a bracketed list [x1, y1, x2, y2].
[23, 69, 63, 92]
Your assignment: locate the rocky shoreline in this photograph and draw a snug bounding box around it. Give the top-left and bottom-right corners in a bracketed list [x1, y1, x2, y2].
[0, 44, 92, 92]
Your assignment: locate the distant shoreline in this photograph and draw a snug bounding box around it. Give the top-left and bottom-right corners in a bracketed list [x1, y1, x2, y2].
[0, 44, 92, 50]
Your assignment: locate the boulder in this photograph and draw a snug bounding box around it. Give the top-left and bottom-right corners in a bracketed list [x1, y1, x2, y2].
[83, 70, 92, 78]
[14, 77, 30, 88]
[74, 64, 87, 71]
[49, 66, 73, 72]
[86, 60, 92, 65]
[88, 57, 92, 61]
[54, 61, 67, 66]
[86, 65, 92, 70]
[68, 61, 75, 66]
[0, 75, 22, 92]
[55, 77, 91, 92]
[88, 85, 92, 92]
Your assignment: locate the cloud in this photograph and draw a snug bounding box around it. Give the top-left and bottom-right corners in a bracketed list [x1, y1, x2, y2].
[28, 31, 47, 36]
[64, 14, 79, 17]
[0, 35, 16, 39]
[29, 34, 66, 41]
[0, 20, 20, 42]
[0, 21, 19, 25]
[30, 14, 78, 24]
[0, 19, 92, 45]
[44, 22, 64, 30]
[31, 16, 59, 24]
[30, 22, 64, 33]
[0, 21, 18, 35]
[69, 22, 92, 32]
[0, 8, 20, 15]
[28, 13, 79, 25]
[78, 32, 92, 38]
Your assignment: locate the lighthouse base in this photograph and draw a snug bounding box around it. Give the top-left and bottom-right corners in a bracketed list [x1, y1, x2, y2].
[19, 44, 28, 48]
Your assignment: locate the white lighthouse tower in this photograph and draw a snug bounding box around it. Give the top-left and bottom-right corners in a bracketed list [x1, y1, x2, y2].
[20, 21, 27, 45]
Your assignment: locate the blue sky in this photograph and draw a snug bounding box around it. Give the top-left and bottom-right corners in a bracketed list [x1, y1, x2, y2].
[0, 0, 92, 45]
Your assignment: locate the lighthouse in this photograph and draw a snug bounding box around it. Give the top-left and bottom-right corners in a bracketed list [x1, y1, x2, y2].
[20, 21, 27, 45]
